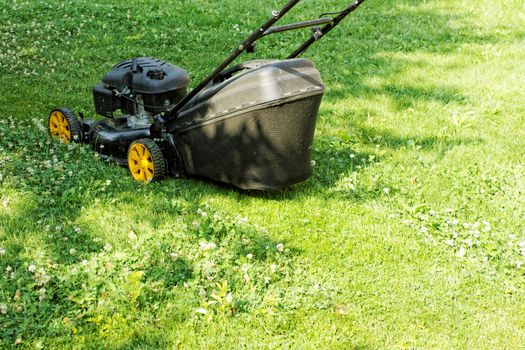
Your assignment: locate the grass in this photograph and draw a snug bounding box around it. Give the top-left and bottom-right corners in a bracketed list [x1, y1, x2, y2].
[1, 0, 525, 348]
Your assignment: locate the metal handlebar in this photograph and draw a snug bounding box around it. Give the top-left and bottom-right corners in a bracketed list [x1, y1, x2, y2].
[288, 0, 367, 58]
[158, 0, 302, 123]
[262, 18, 334, 36]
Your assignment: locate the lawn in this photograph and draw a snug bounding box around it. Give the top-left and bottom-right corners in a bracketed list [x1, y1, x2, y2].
[1, 0, 525, 348]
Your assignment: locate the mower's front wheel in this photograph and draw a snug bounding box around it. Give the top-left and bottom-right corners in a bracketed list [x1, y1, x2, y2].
[127, 139, 166, 184]
[48, 108, 82, 144]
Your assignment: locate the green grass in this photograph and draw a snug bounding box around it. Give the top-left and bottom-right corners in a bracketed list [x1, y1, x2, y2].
[1, 0, 525, 348]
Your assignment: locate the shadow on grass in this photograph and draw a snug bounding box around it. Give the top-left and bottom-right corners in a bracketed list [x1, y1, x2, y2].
[323, 82, 469, 113]
[352, 124, 484, 151]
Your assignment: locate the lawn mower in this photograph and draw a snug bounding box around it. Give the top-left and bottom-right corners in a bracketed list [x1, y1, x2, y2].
[48, 0, 367, 190]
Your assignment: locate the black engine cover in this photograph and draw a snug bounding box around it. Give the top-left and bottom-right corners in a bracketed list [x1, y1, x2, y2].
[102, 57, 190, 94]
[93, 57, 190, 117]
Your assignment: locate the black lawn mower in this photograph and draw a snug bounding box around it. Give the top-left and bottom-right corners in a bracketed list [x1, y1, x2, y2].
[48, 0, 366, 190]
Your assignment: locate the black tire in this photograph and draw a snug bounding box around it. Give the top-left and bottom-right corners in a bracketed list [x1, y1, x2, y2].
[127, 138, 166, 183]
[48, 108, 82, 143]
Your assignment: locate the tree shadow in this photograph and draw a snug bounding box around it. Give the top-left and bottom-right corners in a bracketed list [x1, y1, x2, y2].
[352, 124, 484, 151]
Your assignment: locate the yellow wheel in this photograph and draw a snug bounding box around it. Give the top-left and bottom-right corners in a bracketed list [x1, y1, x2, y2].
[128, 138, 166, 183]
[48, 108, 82, 143]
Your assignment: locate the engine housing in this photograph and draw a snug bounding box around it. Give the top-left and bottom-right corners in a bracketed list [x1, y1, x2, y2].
[93, 57, 190, 120]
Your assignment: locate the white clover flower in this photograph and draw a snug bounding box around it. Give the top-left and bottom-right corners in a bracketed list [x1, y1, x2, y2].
[28, 264, 36, 273]
[105, 179, 112, 186]
[237, 216, 248, 224]
[518, 242, 525, 248]
[246, 253, 253, 260]
[195, 307, 207, 315]
[270, 264, 277, 273]
[74, 227, 81, 233]
[0, 303, 7, 314]
[69, 248, 77, 255]
[35, 269, 50, 285]
[199, 242, 217, 251]
[429, 210, 436, 216]
[6, 266, 12, 273]
[276, 243, 284, 252]
[196, 208, 208, 217]
[225, 293, 233, 304]
[383, 187, 390, 195]
[310, 160, 316, 167]
[170, 252, 179, 261]
[264, 276, 270, 284]
[0, 247, 5, 256]
[38, 288, 46, 301]
[128, 231, 138, 240]
[445, 239, 455, 246]
[456, 247, 466, 258]
[516, 261, 523, 269]
[104, 243, 112, 251]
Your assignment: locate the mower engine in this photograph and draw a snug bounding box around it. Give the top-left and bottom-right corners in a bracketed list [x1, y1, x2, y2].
[89, 57, 189, 163]
[94, 57, 189, 126]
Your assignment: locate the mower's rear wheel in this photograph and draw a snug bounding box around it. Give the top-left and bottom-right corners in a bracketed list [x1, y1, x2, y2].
[127, 139, 166, 183]
[48, 108, 82, 144]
